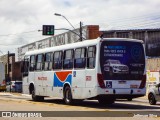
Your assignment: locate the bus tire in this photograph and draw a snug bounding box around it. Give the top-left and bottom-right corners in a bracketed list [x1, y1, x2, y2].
[127, 98, 132, 101]
[32, 89, 37, 101]
[31, 89, 44, 101]
[32, 89, 38, 101]
[98, 98, 115, 105]
[64, 86, 73, 105]
[148, 93, 157, 105]
[38, 96, 44, 101]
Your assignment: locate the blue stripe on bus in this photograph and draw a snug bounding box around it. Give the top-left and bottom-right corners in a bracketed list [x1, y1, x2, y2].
[53, 73, 72, 87]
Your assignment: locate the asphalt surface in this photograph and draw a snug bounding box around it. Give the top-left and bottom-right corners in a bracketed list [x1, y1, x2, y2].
[0, 92, 160, 120]
[0, 92, 150, 102]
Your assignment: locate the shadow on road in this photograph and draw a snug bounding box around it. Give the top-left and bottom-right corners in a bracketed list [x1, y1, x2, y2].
[28, 98, 160, 110]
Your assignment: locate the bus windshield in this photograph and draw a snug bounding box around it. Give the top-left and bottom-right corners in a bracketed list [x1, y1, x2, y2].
[100, 40, 145, 80]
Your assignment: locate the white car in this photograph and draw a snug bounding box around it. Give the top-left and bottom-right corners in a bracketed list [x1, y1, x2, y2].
[104, 59, 129, 74]
[148, 83, 160, 105]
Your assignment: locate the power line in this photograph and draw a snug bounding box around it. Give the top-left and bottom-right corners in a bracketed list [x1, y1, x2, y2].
[0, 44, 22, 46]
[0, 30, 38, 37]
[103, 12, 160, 24]
[98, 12, 160, 30]
[111, 20, 160, 29]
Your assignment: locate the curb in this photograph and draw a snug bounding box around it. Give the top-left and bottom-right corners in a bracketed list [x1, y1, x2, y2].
[21, 94, 31, 97]
[0, 92, 12, 96]
[0, 92, 31, 97]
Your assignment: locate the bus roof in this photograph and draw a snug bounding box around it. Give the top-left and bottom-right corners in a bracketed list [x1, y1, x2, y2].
[25, 38, 99, 56]
[25, 38, 144, 56]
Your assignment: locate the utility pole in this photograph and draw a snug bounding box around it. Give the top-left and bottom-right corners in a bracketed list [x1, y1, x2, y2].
[7, 51, 11, 92]
[55, 13, 85, 41]
[80, 21, 82, 41]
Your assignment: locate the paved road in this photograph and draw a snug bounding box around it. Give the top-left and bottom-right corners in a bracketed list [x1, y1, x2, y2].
[0, 92, 159, 119]
[0, 92, 160, 111]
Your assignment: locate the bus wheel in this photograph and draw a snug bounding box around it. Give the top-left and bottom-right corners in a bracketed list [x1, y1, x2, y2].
[32, 89, 37, 101]
[64, 86, 73, 105]
[148, 93, 156, 105]
[38, 96, 44, 101]
[98, 98, 115, 105]
[32, 89, 39, 101]
[127, 98, 132, 101]
[31, 89, 44, 101]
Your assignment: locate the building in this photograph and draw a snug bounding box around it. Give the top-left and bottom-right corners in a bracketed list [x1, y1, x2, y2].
[0, 53, 22, 82]
[17, 25, 100, 61]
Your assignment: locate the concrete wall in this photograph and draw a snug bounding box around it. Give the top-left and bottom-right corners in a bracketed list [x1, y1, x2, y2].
[146, 58, 160, 71]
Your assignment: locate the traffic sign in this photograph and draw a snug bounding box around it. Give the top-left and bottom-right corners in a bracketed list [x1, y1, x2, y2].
[42, 25, 54, 35]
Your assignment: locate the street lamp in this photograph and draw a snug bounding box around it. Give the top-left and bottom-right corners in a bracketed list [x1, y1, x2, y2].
[54, 13, 83, 41]
[54, 13, 75, 30]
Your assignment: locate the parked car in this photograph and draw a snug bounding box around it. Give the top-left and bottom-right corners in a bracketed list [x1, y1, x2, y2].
[6, 81, 22, 93]
[148, 83, 160, 105]
[104, 59, 129, 75]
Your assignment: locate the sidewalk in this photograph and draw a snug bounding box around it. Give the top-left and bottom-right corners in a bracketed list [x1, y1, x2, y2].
[134, 95, 148, 103]
[0, 92, 12, 96]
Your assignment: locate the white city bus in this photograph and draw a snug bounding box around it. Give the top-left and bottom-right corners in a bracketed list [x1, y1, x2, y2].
[22, 37, 146, 105]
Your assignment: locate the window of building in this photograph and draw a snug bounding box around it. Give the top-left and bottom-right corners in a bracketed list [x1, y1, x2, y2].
[53, 51, 63, 69]
[29, 55, 35, 71]
[63, 49, 74, 69]
[44, 52, 53, 71]
[87, 46, 96, 68]
[74, 48, 86, 68]
[36, 54, 44, 70]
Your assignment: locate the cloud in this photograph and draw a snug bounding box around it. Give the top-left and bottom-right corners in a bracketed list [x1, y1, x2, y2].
[0, 0, 160, 54]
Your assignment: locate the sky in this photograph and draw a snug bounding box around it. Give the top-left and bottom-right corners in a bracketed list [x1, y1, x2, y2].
[0, 0, 160, 54]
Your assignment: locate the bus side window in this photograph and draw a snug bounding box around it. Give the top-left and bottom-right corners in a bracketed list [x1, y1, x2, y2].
[74, 47, 86, 68]
[35, 54, 44, 70]
[53, 51, 63, 69]
[63, 49, 74, 69]
[44, 52, 53, 71]
[87, 46, 96, 69]
[29, 55, 35, 71]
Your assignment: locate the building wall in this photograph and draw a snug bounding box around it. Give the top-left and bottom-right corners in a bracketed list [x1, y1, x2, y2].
[0, 54, 18, 82]
[12, 62, 22, 81]
[146, 58, 160, 71]
[0, 55, 8, 64]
